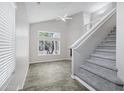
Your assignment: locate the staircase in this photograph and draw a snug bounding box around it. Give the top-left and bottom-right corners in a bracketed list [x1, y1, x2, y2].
[77, 28, 124, 90]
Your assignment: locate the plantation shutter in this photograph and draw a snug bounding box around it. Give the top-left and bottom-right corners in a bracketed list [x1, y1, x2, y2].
[0, 3, 15, 89]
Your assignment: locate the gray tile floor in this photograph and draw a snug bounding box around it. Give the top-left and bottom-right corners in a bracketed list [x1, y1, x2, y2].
[23, 60, 88, 91]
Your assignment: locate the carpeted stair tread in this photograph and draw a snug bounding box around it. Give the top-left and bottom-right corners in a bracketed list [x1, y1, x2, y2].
[95, 49, 116, 53]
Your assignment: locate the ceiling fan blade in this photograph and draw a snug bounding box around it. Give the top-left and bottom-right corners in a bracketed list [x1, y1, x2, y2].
[56, 17, 65, 22]
[56, 16, 62, 20]
[64, 14, 67, 17]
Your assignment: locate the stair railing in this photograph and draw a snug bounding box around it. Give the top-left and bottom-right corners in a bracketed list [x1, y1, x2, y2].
[70, 8, 116, 49]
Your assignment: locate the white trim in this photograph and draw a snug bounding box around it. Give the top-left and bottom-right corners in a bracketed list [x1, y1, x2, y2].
[30, 58, 71, 64]
[71, 49, 74, 76]
[18, 64, 29, 90]
[71, 75, 96, 91]
[71, 74, 75, 79]
[37, 31, 61, 56]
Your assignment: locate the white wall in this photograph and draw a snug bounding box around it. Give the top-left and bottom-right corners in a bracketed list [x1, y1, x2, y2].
[29, 11, 91, 63]
[83, 12, 91, 30]
[67, 12, 84, 46]
[29, 11, 92, 63]
[91, 3, 115, 26]
[67, 12, 91, 58]
[30, 20, 68, 63]
[6, 3, 29, 90]
[117, 3, 124, 83]
[29, 4, 115, 64]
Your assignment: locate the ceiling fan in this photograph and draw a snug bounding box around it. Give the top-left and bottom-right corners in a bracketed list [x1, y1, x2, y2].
[56, 14, 72, 22]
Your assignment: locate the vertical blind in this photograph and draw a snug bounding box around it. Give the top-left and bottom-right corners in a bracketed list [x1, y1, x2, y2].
[0, 3, 15, 89]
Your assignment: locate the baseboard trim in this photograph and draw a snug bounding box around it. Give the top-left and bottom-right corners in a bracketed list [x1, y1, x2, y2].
[71, 75, 96, 91]
[18, 64, 29, 91]
[30, 58, 71, 64]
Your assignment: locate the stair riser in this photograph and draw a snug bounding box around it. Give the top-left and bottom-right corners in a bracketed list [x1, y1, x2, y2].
[97, 46, 116, 50]
[108, 33, 116, 35]
[100, 43, 116, 47]
[109, 33, 116, 36]
[95, 50, 116, 53]
[86, 60, 117, 71]
[91, 55, 116, 61]
[94, 52, 116, 56]
[108, 35, 116, 38]
[110, 31, 116, 34]
[108, 37, 116, 39]
[103, 40, 116, 43]
[98, 46, 116, 50]
[90, 57, 116, 63]
[105, 38, 116, 41]
[102, 41, 116, 45]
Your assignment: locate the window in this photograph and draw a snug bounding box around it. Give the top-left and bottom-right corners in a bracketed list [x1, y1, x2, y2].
[38, 31, 60, 56]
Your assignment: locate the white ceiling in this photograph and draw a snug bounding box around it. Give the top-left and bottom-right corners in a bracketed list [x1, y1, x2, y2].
[24, 2, 111, 23]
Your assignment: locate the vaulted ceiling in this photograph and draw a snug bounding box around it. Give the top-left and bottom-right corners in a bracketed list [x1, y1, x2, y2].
[24, 2, 111, 23]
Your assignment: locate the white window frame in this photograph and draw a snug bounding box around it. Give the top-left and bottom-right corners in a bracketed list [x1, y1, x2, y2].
[37, 31, 60, 56]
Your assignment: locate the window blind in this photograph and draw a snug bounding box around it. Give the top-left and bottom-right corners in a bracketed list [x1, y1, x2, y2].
[0, 3, 15, 89]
